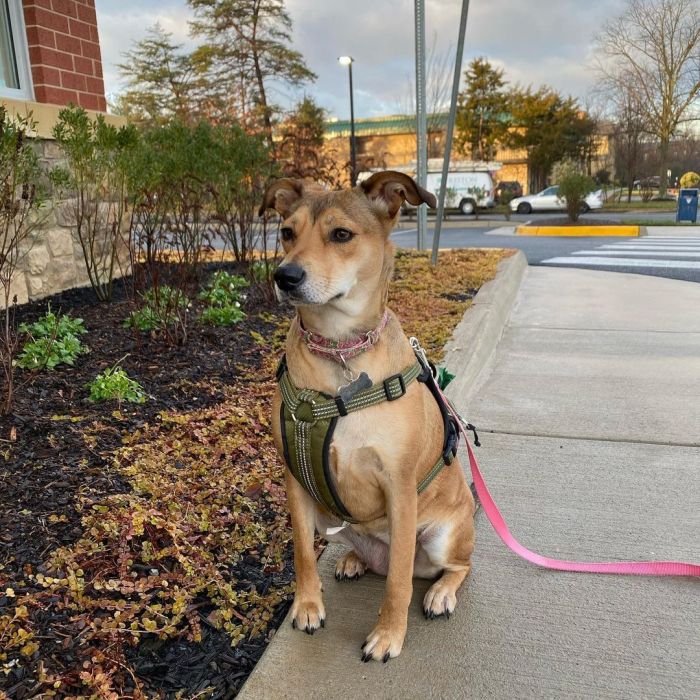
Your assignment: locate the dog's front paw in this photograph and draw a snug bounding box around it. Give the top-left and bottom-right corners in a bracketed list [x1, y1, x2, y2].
[360, 618, 407, 662]
[290, 597, 326, 634]
[423, 579, 457, 620]
[335, 550, 367, 581]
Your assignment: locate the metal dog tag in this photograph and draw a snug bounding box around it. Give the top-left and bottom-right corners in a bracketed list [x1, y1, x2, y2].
[338, 371, 372, 404]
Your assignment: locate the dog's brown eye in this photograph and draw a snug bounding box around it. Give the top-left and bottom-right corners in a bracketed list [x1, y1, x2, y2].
[330, 228, 354, 243]
[280, 227, 294, 241]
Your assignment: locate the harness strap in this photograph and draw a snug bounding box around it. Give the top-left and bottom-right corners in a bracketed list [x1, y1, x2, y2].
[278, 354, 455, 521]
[279, 361, 422, 421]
[417, 456, 446, 494]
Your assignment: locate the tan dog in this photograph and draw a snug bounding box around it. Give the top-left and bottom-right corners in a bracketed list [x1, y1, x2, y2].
[261, 171, 475, 662]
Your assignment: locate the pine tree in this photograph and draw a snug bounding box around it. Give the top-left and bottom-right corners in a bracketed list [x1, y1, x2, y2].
[188, 0, 316, 146]
[455, 58, 510, 161]
[117, 24, 207, 127]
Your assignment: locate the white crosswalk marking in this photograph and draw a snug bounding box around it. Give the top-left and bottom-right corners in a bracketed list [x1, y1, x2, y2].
[543, 256, 700, 269]
[572, 250, 700, 258]
[541, 235, 700, 272]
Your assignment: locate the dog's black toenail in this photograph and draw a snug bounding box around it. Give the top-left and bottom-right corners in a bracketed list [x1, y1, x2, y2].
[445, 610, 451, 620]
[320, 618, 325, 628]
[292, 619, 297, 629]
[383, 652, 390, 663]
[362, 653, 371, 663]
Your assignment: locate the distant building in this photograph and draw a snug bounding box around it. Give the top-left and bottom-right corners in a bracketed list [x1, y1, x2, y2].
[324, 113, 612, 194]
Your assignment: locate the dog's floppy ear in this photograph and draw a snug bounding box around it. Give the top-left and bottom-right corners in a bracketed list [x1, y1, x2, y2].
[258, 178, 304, 218]
[360, 171, 437, 218]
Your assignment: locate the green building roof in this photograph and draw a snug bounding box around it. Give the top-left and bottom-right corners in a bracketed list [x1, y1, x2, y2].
[324, 113, 449, 138]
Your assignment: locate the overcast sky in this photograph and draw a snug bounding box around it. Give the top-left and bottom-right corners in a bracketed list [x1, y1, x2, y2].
[94, 0, 625, 119]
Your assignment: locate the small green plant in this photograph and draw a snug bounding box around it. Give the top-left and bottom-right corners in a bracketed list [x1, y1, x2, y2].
[125, 286, 189, 331]
[552, 159, 596, 222]
[197, 270, 247, 327]
[198, 270, 248, 306]
[16, 309, 88, 370]
[200, 304, 245, 326]
[249, 259, 275, 284]
[88, 365, 147, 404]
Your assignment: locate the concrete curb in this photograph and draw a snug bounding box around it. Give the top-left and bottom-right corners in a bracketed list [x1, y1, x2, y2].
[441, 250, 527, 408]
[516, 224, 639, 236]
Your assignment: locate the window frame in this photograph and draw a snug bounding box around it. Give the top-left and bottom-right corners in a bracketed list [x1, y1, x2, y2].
[0, 0, 34, 101]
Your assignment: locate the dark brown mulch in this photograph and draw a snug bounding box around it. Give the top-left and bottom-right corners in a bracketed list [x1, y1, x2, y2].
[0, 265, 294, 699]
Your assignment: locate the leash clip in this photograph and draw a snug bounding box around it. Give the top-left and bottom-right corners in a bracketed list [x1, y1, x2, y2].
[409, 336, 430, 370]
[339, 354, 357, 383]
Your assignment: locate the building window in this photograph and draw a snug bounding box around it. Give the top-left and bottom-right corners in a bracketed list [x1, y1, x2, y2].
[0, 0, 33, 100]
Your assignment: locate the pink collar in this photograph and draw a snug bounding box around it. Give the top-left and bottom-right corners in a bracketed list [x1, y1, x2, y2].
[298, 310, 390, 363]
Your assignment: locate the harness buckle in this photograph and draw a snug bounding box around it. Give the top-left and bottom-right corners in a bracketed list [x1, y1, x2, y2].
[292, 399, 317, 424]
[383, 373, 406, 401]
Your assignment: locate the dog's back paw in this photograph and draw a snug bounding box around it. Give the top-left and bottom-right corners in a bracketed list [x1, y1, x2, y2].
[335, 550, 367, 581]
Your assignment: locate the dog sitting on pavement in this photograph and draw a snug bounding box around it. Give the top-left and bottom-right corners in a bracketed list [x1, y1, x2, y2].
[259, 171, 476, 662]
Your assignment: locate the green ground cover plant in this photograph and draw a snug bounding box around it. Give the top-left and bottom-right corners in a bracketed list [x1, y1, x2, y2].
[16, 309, 88, 371]
[88, 366, 147, 404]
[198, 271, 248, 327]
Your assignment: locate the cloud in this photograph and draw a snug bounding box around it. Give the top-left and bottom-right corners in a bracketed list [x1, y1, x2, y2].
[96, 0, 625, 115]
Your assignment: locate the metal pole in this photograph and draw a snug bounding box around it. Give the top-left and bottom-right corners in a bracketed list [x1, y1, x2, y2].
[414, 0, 427, 250]
[431, 0, 470, 266]
[348, 62, 357, 187]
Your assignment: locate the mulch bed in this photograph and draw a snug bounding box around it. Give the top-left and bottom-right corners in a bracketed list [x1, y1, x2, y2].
[0, 248, 508, 699]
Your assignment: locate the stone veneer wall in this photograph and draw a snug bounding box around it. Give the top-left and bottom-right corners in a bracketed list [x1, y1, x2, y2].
[6, 137, 128, 308]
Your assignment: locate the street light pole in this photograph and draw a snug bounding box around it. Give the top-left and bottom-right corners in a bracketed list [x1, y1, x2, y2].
[414, 0, 427, 250]
[338, 56, 357, 186]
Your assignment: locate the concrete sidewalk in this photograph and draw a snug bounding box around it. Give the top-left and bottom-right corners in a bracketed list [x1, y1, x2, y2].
[240, 268, 700, 700]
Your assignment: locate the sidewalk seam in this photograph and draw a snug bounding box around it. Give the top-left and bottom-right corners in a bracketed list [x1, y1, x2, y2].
[482, 428, 700, 449]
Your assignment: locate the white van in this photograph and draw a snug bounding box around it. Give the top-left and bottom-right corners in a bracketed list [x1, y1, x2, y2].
[425, 171, 496, 215]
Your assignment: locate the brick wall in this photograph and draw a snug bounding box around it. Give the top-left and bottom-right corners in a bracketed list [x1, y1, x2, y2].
[22, 0, 106, 112]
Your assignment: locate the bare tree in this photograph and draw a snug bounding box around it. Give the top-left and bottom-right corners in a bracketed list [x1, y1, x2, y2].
[397, 37, 454, 158]
[595, 0, 700, 197]
[611, 79, 648, 201]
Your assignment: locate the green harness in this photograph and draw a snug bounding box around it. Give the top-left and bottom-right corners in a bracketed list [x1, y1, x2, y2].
[277, 352, 459, 522]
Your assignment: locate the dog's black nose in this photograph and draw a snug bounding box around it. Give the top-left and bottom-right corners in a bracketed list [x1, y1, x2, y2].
[274, 263, 306, 292]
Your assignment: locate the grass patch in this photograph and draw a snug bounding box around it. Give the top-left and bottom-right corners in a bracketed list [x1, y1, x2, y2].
[602, 200, 676, 211]
[391, 248, 510, 362]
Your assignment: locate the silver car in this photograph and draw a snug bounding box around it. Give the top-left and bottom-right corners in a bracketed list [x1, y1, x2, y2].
[509, 185, 603, 214]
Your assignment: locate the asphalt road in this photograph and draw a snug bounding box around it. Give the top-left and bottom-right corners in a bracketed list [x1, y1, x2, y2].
[391, 219, 700, 284]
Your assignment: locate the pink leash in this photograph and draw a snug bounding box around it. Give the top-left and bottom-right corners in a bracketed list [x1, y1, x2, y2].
[442, 390, 700, 577]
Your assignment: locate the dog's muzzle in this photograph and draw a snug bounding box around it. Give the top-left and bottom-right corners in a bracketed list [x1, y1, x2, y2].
[274, 263, 306, 292]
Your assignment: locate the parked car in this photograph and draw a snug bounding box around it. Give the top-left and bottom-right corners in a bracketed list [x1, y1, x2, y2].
[633, 176, 661, 190]
[425, 170, 496, 215]
[494, 180, 523, 203]
[509, 185, 604, 214]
